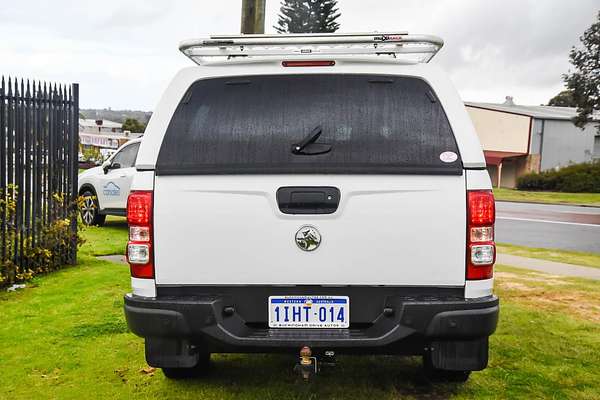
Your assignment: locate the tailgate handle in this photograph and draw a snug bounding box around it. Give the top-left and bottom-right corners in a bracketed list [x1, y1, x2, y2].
[277, 187, 340, 215]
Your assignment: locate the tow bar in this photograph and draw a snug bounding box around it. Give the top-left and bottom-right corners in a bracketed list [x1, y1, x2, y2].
[294, 346, 337, 380]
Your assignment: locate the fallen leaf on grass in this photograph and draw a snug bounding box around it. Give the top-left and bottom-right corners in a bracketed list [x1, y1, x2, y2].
[140, 367, 156, 376]
[114, 368, 129, 383]
[35, 368, 61, 380]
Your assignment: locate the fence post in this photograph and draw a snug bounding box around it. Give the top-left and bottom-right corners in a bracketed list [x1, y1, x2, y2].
[70, 83, 79, 265]
[0, 77, 5, 265]
[0, 77, 5, 264]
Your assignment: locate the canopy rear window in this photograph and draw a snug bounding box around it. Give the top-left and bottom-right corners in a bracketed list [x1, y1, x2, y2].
[156, 74, 462, 175]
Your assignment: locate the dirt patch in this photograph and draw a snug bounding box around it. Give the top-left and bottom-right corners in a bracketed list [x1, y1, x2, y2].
[498, 281, 536, 292]
[495, 271, 519, 279]
[495, 272, 600, 323]
[533, 292, 600, 323]
[495, 271, 568, 286]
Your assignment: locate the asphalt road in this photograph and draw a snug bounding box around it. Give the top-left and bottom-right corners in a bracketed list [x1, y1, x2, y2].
[496, 201, 600, 254]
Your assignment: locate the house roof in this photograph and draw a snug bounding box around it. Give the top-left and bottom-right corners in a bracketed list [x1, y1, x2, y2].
[79, 118, 122, 129]
[465, 102, 599, 121]
[483, 150, 526, 166]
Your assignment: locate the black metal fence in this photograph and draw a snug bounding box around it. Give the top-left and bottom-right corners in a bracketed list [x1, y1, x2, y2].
[0, 76, 79, 286]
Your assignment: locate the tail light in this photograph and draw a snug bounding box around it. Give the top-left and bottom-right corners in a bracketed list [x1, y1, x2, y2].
[466, 190, 495, 280]
[282, 60, 335, 67]
[127, 191, 154, 279]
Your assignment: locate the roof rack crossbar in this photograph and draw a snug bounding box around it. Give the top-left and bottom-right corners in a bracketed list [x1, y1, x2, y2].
[179, 32, 443, 65]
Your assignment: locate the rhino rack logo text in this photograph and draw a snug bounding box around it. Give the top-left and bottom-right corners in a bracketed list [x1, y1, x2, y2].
[373, 35, 404, 42]
[103, 182, 120, 196]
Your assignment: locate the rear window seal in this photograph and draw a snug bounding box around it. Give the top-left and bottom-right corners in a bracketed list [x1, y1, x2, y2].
[156, 166, 464, 176]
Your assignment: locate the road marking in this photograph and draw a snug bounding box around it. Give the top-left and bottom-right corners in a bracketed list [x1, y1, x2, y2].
[497, 216, 600, 228]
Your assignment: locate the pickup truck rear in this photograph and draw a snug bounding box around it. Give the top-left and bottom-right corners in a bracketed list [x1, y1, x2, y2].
[123, 32, 498, 382]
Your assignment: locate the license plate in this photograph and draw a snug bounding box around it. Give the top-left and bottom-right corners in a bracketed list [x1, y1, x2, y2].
[268, 296, 349, 328]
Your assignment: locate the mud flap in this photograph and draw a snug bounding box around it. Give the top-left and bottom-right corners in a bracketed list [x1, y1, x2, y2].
[145, 338, 200, 368]
[426, 337, 488, 371]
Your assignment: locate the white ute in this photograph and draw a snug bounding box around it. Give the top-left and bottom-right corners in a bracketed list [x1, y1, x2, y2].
[78, 138, 142, 225]
[123, 32, 499, 381]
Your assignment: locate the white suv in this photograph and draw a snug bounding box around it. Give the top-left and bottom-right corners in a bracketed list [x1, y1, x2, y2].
[123, 33, 498, 381]
[78, 138, 141, 225]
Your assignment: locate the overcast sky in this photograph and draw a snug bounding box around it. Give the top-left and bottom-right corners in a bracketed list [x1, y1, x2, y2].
[1, 0, 597, 110]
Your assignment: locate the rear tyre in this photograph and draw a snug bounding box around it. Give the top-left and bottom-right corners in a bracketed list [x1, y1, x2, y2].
[423, 356, 471, 382]
[162, 352, 211, 380]
[80, 190, 105, 226]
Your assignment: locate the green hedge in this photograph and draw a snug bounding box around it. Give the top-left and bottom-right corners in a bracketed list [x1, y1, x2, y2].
[516, 161, 600, 193]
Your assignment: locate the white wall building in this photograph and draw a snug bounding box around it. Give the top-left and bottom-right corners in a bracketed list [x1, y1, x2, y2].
[79, 118, 123, 134]
[78, 119, 142, 160]
[466, 97, 600, 188]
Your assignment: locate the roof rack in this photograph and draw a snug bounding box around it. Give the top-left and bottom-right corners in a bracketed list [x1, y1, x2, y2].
[179, 32, 444, 65]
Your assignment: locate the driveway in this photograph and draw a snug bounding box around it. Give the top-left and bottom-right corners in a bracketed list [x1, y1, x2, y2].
[496, 201, 600, 254]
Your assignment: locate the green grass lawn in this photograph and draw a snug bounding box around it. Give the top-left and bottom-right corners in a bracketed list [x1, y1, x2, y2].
[493, 188, 600, 206]
[1, 222, 599, 399]
[497, 243, 600, 269]
[79, 216, 128, 256]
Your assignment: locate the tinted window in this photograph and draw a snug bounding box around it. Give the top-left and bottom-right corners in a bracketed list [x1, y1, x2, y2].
[112, 142, 139, 168]
[157, 74, 461, 175]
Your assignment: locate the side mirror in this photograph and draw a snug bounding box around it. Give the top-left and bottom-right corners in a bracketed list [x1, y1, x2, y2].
[103, 161, 121, 174]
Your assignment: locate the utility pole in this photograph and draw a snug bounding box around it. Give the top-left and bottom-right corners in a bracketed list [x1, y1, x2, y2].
[241, 0, 266, 34]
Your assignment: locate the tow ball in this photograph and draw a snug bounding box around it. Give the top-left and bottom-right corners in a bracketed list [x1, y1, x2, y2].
[294, 346, 336, 380]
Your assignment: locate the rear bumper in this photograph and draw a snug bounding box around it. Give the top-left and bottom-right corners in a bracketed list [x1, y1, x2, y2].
[123, 289, 498, 354]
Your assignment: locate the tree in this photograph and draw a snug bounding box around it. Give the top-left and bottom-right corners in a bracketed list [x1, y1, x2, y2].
[563, 11, 600, 132]
[547, 90, 577, 107]
[274, 0, 340, 34]
[121, 118, 145, 133]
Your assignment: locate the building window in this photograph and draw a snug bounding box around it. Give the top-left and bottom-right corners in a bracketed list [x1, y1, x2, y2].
[594, 135, 600, 160]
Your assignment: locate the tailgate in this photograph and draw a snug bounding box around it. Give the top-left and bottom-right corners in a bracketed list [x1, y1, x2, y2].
[153, 174, 466, 286]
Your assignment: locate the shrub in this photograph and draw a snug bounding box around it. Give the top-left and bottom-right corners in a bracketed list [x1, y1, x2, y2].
[516, 161, 600, 193]
[515, 173, 551, 191]
[0, 186, 85, 287]
[82, 146, 101, 163]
